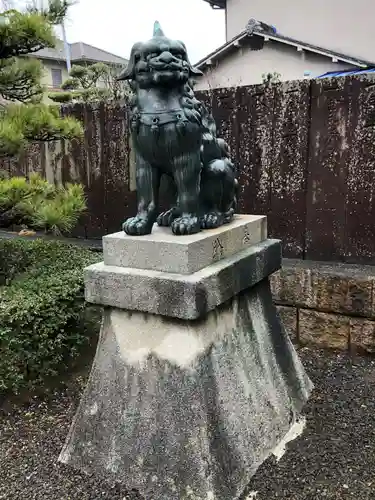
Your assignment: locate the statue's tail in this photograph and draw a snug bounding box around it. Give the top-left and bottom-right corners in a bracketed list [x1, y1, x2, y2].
[223, 178, 239, 223]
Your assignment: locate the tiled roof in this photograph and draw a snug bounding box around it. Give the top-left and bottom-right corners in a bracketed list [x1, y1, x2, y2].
[317, 67, 375, 78]
[30, 40, 127, 66]
[202, 0, 226, 8]
[70, 42, 127, 65]
[195, 27, 375, 69]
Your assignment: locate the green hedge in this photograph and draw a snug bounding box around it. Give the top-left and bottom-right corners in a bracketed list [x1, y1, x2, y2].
[0, 238, 102, 394]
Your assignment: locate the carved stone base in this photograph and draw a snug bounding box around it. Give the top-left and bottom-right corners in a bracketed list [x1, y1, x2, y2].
[102, 215, 267, 274]
[60, 218, 313, 499]
[85, 238, 281, 320]
[59, 281, 312, 500]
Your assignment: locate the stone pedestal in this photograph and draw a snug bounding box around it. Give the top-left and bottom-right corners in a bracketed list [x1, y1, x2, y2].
[59, 215, 313, 500]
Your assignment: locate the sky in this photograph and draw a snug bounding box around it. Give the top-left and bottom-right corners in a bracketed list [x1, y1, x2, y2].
[60, 0, 225, 64]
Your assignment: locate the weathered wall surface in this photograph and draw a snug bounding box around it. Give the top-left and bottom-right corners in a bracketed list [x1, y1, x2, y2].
[2, 75, 375, 265]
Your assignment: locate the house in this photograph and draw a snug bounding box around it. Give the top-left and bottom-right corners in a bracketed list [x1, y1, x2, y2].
[30, 40, 128, 99]
[197, 0, 375, 89]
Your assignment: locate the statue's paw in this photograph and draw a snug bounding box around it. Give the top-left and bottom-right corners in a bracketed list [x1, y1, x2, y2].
[223, 208, 235, 224]
[123, 216, 152, 236]
[157, 208, 179, 227]
[201, 212, 224, 229]
[171, 215, 200, 235]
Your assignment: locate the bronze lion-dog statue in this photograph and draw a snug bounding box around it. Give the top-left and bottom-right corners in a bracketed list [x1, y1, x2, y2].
[118, 22, 238, 236]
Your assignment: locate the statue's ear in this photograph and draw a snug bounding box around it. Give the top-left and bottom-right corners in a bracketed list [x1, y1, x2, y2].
[117, 43, 141, 81]
[178, 40, 203, 77]
[189, 64, 203, 77]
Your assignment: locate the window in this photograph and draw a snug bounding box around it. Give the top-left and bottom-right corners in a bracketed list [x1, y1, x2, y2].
[51, 68, 63, 88]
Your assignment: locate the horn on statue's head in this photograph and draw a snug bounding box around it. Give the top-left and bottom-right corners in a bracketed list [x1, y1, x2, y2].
[153, 21, 165, 37]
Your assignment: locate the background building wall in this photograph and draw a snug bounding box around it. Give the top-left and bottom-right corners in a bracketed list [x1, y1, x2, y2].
[226, 0, 375, 62]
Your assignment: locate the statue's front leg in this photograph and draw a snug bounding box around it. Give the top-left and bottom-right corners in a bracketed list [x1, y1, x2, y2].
[171, 152, 201, 236]
[123, 154, 160, 236]
[157, 175, 180, 227]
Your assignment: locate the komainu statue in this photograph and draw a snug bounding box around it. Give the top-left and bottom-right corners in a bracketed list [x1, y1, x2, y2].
[117, 21, 238, 236]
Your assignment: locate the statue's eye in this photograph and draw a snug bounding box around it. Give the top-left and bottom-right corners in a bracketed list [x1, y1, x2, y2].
[171, 51, 182, 59]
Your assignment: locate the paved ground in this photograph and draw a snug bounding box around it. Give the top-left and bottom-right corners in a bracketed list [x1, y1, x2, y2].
[1, 347, 375, 500]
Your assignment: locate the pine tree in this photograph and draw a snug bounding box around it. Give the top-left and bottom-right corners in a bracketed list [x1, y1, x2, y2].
[49, 62, 112, 103]
[49, 62, 131, 104]
[0, 0, 82, 156]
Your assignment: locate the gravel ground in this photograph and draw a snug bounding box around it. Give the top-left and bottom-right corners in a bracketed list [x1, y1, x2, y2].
[1, 347, 375, 500]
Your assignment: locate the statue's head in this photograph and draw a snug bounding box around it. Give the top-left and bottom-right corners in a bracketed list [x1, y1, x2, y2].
[118, 21, 203, 88]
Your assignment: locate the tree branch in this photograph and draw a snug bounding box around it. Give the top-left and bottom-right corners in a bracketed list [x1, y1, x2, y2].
[0, 57, 44, 102]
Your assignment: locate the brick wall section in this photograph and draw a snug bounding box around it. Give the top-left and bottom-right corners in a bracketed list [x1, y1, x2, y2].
[271, 259, 375, 354]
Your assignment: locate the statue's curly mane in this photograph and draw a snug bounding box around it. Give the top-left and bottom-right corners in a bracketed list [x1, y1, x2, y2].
[178, 83, 219, 141]
[128, 79, 217, 143]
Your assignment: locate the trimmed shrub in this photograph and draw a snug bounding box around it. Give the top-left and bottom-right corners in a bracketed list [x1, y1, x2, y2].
[0, 238, 102, 394]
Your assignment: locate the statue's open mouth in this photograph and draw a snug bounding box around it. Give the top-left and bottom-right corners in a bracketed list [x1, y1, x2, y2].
[150, 61, 184, 72]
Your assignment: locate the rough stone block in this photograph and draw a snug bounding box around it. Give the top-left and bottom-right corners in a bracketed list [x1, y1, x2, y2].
[299, 309, 349, 350]
[59, 280, 313, 500]
[85, 239, 281, 320]
[276, 305, 297, 341]
[103, 214, 267, 274]
[270, 265, 306, 306]
[311, 270, 373, 317]
[272, 259, 375, 318]
[350, 317, 375, 354]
